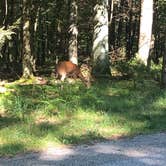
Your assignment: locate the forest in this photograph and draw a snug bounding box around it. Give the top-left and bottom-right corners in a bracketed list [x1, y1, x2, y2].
[0, 0, 166, 156]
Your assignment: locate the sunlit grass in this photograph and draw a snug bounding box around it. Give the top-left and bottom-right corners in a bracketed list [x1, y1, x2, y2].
[0, 77, 166, 156]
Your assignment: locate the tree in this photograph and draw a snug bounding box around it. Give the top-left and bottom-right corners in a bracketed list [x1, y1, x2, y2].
[92, 0, 110, 76]
[161, 23, 166, 87]
[137, 0, 153, 65]
[1, 0, 166, 84]
[22, 0, 35, 78]
[68, 0, 78, 65]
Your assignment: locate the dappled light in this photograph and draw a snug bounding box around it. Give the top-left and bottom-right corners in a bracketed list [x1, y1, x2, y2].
[0, 77, 166, 155]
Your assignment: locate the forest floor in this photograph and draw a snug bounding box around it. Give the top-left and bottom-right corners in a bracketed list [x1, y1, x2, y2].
[0, 132, 166, 166]
[0, 61, 166, 156]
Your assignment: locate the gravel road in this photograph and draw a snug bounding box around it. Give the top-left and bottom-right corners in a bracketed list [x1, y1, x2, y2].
[0, 133, 166, 166]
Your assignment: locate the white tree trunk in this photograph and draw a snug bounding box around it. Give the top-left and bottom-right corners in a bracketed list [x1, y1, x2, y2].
[92, 0, 110, 75]
[68, 0, 78, 65]
[138, 0, 153, 65]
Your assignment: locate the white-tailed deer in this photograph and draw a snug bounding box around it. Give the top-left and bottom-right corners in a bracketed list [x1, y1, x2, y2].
[55, 61, 90, 87]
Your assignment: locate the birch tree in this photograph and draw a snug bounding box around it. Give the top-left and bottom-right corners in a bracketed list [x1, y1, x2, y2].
[68, 0, 78, 65]
[92, 0, 110, 76]
[137, 0, 153, 65]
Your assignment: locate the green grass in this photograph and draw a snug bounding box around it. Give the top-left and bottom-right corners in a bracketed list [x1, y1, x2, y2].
[0, 76, 166, 156]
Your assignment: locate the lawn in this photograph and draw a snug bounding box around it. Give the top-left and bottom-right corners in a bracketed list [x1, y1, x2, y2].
[0, 77, 166, 156]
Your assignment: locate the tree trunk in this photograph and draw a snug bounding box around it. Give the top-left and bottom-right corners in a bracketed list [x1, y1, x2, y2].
[161, 29, 166, 87]
[92, 0, 110, 76]
[3, 0, 8, 28]
[22, 0, 35, 78]
[68, 0, 78, 65]
[137, 0, 153, 65]
[9, 0, 14, 24]
[126, 0, 133, 59]
[109, 0, 114, 24]
[153, 0, 160, 64]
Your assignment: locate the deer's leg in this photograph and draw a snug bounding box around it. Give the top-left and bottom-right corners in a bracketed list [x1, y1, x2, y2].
[60, 73, 66, 81]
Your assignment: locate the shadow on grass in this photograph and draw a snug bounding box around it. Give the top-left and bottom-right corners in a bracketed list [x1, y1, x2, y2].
[1, 79, 166, 128]
[0, 116, 21, 129]
[0, 78, 166, 155]
[0, 143, 25, 156]
[34, 120, 106, 145]
[2, 78, 166, 118]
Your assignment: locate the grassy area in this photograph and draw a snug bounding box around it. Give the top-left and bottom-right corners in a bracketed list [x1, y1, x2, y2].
[0, 76, 166, 156]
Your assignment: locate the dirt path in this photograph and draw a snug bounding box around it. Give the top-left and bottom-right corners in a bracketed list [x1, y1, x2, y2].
[0, 133, 166, 166]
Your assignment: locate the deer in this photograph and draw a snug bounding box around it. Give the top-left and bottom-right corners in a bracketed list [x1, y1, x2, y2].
[55, 61, 90, 87]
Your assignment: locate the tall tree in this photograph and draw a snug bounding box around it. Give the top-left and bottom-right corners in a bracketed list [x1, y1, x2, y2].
[137, 0, 153, 65]
[162, 34, 166, 87]
[22, 0, 35, 78]
[68, 0, 78, 64]
[3, 0, 8, 28]
[92, 0, 110, 76]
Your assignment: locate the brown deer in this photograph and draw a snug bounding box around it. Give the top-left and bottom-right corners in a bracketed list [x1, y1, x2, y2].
[55, 61, 90, 87]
